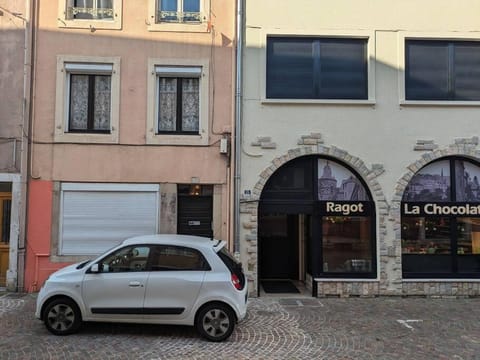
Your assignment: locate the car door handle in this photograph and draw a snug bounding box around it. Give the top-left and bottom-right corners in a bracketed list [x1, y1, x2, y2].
[128, 281, 143, 287]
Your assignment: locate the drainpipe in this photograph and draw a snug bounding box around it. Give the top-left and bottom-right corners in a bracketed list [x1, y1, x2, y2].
[234, 0, 243, 255]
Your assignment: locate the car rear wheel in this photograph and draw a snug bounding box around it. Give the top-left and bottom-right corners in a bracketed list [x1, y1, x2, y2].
[195, 303, 235, 342]
[43, 298, 82, 335]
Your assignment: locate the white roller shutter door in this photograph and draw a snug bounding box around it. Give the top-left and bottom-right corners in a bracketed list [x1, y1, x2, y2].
[60, 184, 159, 255]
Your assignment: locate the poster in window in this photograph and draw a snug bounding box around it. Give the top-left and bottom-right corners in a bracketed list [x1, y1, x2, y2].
[402, 160, 451, 202]
[455, 160, 480, 202]
[317, 160, 369, 201]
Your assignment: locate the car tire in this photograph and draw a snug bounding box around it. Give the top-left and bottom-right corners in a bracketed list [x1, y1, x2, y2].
[195, 303, 236, 342]
[43, 298, 82, 336]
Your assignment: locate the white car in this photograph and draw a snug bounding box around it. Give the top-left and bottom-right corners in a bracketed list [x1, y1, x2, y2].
[35, 235, 248, 342]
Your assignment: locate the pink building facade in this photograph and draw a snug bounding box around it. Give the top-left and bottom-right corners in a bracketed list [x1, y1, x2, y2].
[25, 0, 235, 291]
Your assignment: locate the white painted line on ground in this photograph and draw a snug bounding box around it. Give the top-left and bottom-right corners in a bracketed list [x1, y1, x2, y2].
[397, 319, 423, 330]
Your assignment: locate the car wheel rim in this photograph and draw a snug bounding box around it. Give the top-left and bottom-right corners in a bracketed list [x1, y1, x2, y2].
[202, 309, 230, 338]
[47, 304, 75, 332]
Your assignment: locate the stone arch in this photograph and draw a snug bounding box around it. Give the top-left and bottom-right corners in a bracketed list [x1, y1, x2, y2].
[392, 141, 480, 295]
[240, 145, 389, 296]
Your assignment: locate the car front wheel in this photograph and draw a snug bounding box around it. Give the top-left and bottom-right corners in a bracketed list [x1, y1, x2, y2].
[195, 303, 236, 342]
[43, 298, 82, 336]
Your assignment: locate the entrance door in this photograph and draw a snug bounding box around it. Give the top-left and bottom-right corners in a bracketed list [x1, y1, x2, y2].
[259, 214, 299, 280]
[0, 193, 11, 287]
[177, 185, 213, 238]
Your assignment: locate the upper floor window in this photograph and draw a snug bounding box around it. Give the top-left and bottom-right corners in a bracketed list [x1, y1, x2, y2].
[66, 0, 113, 20]
[406, 40, 480, 101]
[147, 0, 209, 32]
[55, 56, 120, 144]
[158, 0, 201, 23]
[266, 37, 368, 100]
[146, 59, 209, 146]
[58, 0, 122, 29]
[156, 66, 201, 134]
[66, 63, 112, 134]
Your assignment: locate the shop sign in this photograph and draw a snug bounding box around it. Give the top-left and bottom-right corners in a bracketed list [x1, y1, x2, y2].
[322, 201, 368, 216]
[402, 202, 480, 216]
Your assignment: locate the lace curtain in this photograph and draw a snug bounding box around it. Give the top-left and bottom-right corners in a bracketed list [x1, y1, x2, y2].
[158, 77, 199, 132]
[69, 74, 111, 131]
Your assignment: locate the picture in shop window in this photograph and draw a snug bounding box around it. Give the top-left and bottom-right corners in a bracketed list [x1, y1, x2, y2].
[318, 160, 373, 274]
[401, 158, 480, 277]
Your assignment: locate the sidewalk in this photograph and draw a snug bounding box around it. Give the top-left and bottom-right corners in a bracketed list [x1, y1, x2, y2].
[1, 292, 479, 359]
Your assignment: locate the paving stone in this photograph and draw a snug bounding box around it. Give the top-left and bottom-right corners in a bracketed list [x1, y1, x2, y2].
[0, 294, 479, 359]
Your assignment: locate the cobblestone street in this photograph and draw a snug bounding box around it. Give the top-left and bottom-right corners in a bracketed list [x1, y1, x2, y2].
[0, 292, 479, 359]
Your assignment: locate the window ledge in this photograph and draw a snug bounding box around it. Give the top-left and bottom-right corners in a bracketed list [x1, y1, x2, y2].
[146, 132, 208, 146]
[147, 22, 209, 33]
[400, 100, 480, 107]
[57, 19, 122, 30]
[54, 132, 119, 144]
[261, 98, 376, 105]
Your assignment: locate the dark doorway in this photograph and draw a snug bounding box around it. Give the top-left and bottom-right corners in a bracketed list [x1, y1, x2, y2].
[177, 185, 213, 238]
[259, 214, 299, 280]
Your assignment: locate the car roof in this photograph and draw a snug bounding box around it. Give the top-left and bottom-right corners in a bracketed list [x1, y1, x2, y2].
[120, 234, 226, 252]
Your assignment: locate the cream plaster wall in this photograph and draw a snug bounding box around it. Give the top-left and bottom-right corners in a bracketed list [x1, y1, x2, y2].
[241, 0, 480, 296]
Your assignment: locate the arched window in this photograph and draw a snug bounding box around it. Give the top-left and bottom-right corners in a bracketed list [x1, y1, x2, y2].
[259, 156, 376, 281]
[402, 157, 480, 278]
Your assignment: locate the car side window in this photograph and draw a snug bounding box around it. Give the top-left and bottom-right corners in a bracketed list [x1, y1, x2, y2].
[99, 245, 151, 273]
[149, 245, 210, 271]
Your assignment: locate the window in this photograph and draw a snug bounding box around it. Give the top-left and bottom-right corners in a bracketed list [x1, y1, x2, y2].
[149, 245, 210, 271]
[55, 56, 120, 143]
[158, 0, 201, 23]
[67, 63, 112, 133]
[148, 0, 209, 32]
[58, 0, 122, 29]
[146, 59, 209, 145]
[266, 37, 368, 100]
[156, 66, 201, 134]
[58, 183, 159, 256]
[99, 246, 151, 273]
[405, 40, 480, 101]
[402, 158, 480, 278]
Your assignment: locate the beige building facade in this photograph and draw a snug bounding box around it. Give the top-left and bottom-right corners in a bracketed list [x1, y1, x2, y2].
[240, 0, 480, 296]
[24, 0, 236, 291]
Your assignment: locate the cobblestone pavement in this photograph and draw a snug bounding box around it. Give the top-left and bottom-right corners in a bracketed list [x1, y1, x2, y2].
[1, 292, 480, 359]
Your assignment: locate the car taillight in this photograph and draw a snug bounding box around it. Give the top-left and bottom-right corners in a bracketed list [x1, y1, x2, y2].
[231, 273, 242, 290]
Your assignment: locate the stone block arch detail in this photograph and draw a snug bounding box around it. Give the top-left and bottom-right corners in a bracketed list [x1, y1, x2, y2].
[241, 145, 389, 296]
[391, 142, 480, 296]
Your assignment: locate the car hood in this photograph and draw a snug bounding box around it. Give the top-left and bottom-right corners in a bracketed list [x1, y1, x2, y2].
[48, 261, 88, 280]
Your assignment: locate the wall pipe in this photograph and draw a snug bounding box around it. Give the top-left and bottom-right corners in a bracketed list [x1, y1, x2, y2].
[234, 0, 243, 254]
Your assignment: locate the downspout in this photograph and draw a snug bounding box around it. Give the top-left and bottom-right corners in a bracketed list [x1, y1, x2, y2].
[234, 0, 243, 254]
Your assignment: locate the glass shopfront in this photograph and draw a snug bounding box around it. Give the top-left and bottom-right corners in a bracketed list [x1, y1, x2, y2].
[402, 157, 480, 278]
[259, 156, 376, 285]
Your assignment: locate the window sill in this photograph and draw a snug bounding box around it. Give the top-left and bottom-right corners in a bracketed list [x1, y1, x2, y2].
[400, 100, 480, 106]
[403, 278, 480, 282]
[261, 98, 376, 105]
[147, 21, 209, 33]
[54, 131, 119, 144]
[313, 277, 379, 282]
[146, 132, 208, 146]
[57, 19, 122, 30]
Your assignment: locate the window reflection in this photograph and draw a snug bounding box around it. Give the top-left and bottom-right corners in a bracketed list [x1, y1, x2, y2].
[322, 217, 372, 273]
[402, 217, 451, 254]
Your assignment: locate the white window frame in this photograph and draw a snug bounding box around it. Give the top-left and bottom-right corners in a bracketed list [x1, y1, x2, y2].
[398, 31, 480, 106]
[260, 29, 376, 105]
[146, 58, 209, 146]
[147, 0, 210, 32]
[58, 183, 160, 256]
[54, 55, 120, 144]
[58, 0, 122, 30]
